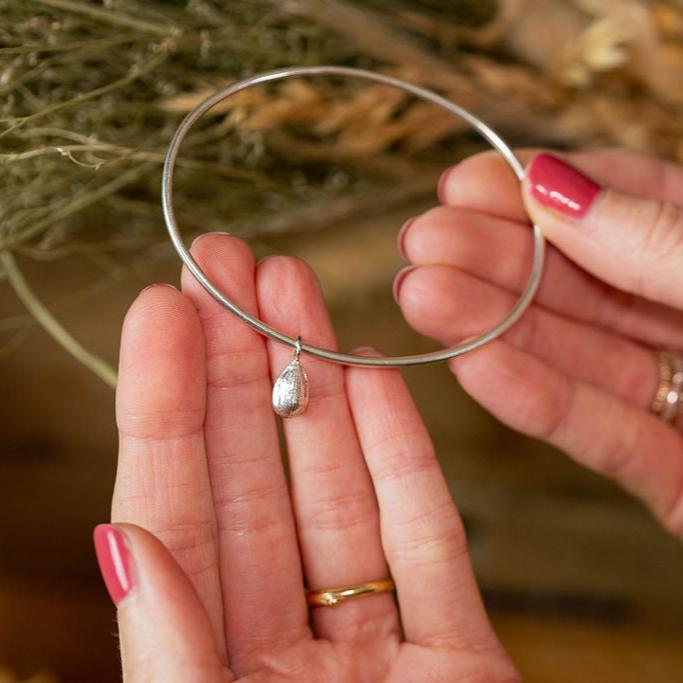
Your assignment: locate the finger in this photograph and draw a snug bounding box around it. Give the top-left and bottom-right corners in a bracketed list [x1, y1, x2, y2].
[523, 153, 683, 309]
[399, 204, 683, 350]
[180, 234, 309, 673]
[113, 284, 226, 657]
[255, 255, 400, 642]
[447, 341, 683, 538]
[94, 523, 233, 683]
[344, 349, 507, 652]
[394, 263, 658, 408]
[438, 147, 683, 223]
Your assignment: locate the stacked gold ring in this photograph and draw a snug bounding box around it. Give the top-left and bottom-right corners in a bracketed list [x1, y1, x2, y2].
[306, 579, 395, 608]
[651, 351, 683, 423]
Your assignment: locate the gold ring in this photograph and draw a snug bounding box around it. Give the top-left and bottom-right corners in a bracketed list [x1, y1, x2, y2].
[651, 351, 683, 423]
[306, 578, 395, 607]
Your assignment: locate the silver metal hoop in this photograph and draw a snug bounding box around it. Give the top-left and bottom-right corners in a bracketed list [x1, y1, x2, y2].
[162, 65, 545, 368]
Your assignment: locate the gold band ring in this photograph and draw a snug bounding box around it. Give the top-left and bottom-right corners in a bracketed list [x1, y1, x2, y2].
[306, 578, 395, 607]
[651, 351, 683, 423]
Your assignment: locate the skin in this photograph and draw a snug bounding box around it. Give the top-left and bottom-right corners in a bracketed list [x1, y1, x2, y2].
[109, 147, 683, 682]
[396, 147, 683, 537]
[111, 234, 518, 682]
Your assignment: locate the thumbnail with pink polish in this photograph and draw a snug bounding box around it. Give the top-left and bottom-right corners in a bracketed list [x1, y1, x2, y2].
[527, 153, 601, 219]
[94, 524, 134, 606]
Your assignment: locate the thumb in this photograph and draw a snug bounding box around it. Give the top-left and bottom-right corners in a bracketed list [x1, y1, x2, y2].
[523, 152, 683, 309]
[93, 523, 232, 683]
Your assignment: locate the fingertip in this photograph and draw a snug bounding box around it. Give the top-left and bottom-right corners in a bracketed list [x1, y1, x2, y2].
[181, 231, 258, 319]
[117, 278, 205, 438]
[440, 150, 529, 223]
[187, 231, 255, 274]
[256, 253, 319, 291]
[190, 230, 231, 248]
[256, 254, 334, 350]
[123, 282, 198, 345]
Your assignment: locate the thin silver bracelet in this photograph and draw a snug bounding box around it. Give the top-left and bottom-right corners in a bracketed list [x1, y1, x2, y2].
[162, 65, 546, 417]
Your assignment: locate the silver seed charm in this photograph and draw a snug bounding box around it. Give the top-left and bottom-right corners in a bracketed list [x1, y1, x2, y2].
[272, 336, 309, 418]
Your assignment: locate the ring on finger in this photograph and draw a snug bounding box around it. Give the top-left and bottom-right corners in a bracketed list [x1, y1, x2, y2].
[651, 351, 683, 423]
[306, 578, 395, 608]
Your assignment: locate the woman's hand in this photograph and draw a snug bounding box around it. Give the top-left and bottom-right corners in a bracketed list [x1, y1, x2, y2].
[95, 233, 519, 682]
[394, 148, 683, 538]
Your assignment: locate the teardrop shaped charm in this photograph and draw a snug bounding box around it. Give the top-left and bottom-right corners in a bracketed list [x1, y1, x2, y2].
[272, 337, 309, 418]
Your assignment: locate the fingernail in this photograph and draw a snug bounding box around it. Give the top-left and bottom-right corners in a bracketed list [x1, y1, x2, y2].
[393, 265, 417, 304]
[527, 153, 601, 219]
[437, 166, 454, 203]
[350, 345, 376, 355]
[140, 283, 177, 295]
[397, 217, 416, 259]
[191, 231, 231, 248]
[256, 254, 277, 267]
[93, 524, 134, 606]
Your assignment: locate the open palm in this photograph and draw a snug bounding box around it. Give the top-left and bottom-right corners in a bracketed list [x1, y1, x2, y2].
[104, 233, 518, 682]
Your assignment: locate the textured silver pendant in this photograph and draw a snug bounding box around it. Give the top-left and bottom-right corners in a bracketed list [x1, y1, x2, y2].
[272, 336, 309, 418]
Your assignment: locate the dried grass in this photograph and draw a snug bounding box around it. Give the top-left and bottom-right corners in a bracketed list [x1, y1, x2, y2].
[1, 0, 682, 384]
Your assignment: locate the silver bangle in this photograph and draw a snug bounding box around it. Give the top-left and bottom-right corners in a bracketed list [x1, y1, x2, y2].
[162, 65, 546, 417]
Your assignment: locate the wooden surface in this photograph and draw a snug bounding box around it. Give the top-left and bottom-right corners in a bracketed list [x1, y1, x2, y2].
[1, 204, 682, 682]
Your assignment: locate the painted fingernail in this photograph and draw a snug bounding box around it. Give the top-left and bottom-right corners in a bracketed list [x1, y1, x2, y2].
[527, 153, 601, 219]
[437, 166, 454, 203]
[393, 265, 417, 304]
[191, 231, 231, 248]
[397, 217, 416, 259]
[93, 524, 134, 606]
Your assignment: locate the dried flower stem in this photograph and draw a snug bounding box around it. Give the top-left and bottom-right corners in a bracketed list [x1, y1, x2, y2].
[0, 251, 117, 388]
[0, 44, 172, 139]
[0, 162, 156, 250]
[27, 0, 174, 37]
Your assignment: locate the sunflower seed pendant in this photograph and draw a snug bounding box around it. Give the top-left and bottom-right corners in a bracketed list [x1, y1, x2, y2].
[272, 336, 309, 418]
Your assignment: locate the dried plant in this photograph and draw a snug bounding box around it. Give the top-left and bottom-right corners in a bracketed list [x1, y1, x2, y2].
[1, 0, 682, 385]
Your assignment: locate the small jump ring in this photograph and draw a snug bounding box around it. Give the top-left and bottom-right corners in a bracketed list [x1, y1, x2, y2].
[162, 65, 546, 370]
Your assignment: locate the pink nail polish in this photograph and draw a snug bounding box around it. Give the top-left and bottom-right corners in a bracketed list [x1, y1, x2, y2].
[397, 218, 415, 259]
[94, 524, 134, 606]
[527, 153, 601, 219]
[393, 265, 417, 304]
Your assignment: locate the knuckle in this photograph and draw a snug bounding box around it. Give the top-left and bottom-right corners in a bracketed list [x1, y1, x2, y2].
[303, 484, 378, 534]
[117, 409, 204, 441]
[387, 502, 467, 568]
[371, 444, 439, 486]
[534, 374, 575, 443]
[214, 483, 291, 535]
[152, 520, 218, 580]
[204, 346, 269, 392]
[640, 200, 683, 256]
[364, 425, 438, 483]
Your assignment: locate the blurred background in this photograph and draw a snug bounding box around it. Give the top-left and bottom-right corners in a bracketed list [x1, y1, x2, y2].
[2, 1, 683, 681]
